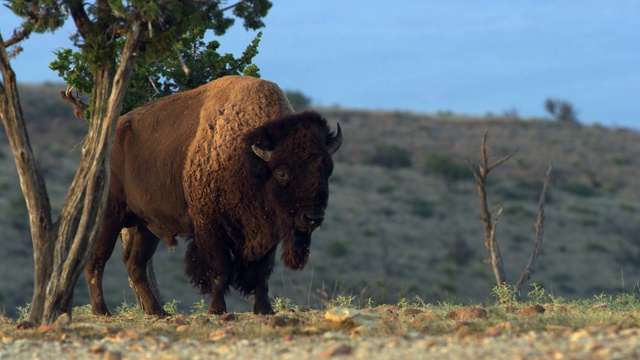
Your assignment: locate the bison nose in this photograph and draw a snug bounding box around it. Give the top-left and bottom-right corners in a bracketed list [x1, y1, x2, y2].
[303, 213, 325, 228]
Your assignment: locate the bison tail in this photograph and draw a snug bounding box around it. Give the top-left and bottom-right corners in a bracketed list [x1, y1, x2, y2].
[184, 240, 212, 295]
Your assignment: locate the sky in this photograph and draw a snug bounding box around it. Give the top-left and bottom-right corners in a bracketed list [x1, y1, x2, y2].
[1, 1, 639, 129]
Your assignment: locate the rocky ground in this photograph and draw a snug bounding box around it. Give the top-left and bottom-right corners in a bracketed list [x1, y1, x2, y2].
[2, 304, 640, 359]
[3, 325, 640, 359]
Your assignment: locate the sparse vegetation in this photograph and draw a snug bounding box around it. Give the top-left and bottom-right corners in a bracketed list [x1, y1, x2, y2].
[423, 153, 473, 184]
[366, 143, 412, 169]
[559, 181, 597, 197]
[408, 198, 435, 218]
[285, 90, 312, 111]
[326, 239, 350, 257]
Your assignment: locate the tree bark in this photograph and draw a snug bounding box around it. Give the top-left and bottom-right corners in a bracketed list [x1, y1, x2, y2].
[0, 33, 55, 326]
[40, 21, 143, 324]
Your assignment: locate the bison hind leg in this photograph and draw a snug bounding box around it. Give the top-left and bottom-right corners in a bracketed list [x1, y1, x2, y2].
[184, 240, 213, 295]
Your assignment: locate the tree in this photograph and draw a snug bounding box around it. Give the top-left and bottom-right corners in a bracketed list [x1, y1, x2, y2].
[544, 98, 579, 124]
[467, 129, 551, 296]
[0, 0, 271, 326]
[285, 89, 312, 111]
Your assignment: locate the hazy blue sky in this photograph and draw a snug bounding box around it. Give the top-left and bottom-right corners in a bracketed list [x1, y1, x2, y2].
[2, 1, 639, 129]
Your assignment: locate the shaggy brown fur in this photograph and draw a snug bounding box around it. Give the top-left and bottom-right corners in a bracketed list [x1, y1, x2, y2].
[84, 76, 342, 316]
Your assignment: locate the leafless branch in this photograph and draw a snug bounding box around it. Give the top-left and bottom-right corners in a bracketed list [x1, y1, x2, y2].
[4, 28, 31, 49]
[516, 163, 552, 291]
[59, 86, 88, 118]
[220, 1, 245, 12]
[479, 128, 518, 174]
[468, 128, 514, 286]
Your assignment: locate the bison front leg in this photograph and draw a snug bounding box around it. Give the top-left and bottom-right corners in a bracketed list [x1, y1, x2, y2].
[185, 230, 232, 315]
[252, 247, 277, 315]
[121, 224, 168, 317]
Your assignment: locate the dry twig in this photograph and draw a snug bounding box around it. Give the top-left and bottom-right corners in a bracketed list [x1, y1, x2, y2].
[59, 86, 88, 118]
[516, 163, 552, 291]
[467, 128, 518, 286]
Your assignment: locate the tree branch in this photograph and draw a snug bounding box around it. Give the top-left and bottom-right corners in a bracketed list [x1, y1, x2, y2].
[516, 163, 552, 291]
[60, 86, 88, 118]
[468, 128, 513, 286]
[65, 0, 92, 38]
[3, 28, 32, 49]
[220, 1, 246, 12]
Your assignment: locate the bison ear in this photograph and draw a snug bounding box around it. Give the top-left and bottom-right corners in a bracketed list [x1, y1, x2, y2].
[327, 123, 343, 155]
[252, 144, 272, 162]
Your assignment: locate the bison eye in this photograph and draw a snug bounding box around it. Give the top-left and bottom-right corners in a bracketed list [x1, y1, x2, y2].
[274, 167, 291, 185]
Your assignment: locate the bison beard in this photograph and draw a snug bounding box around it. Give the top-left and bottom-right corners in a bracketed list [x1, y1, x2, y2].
[281, 230, 312, 271]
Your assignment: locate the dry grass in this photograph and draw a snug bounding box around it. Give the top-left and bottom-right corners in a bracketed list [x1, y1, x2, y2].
[2, 291, 640, 342]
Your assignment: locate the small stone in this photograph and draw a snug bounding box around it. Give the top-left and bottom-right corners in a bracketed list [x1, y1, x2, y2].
[325, 307, 360, 322]
[447, 307, 488, 320]
[588, 303, 612, 312]
[520, 304, 545, 315]
[404, 308, 424, 316]
[219, 313, 237, 322]
[209, 329, 228, 341]
[54, 313, 71, 329]
[102, 327, 123, 335]
[103, 350, 122, 360]
[37, 325, 55, 333]
[454, 321, 474, 330]
[320, 343, 353, 358]
[484, 325, 503, 336]
[116, 329, 142, 342]
[59, 333, 73, 343]
[325, 307, 381, 327]
[172, 316, 188, 326]
[89, 344, 106, 354]
[267, 315, 300, 328]
[176, 325, 190, 332]
[16, 321, 36, 330]
[193, 315, 211, 325]
[417, 312, 439, 321]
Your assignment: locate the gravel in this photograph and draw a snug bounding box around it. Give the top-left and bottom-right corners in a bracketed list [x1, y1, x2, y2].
[2, 327, 640, 359]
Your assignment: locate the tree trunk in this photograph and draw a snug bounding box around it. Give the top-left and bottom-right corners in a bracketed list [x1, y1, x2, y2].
[1, 21, 143, 325]
[0, 33, 55, 326]
[40, 22, 143, 324]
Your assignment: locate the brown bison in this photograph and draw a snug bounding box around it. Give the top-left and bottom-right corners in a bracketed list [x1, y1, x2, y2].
[85, 75, 342, 316]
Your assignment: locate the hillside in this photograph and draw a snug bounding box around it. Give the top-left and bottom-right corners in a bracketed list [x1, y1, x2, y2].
[1, 83, 639, 318]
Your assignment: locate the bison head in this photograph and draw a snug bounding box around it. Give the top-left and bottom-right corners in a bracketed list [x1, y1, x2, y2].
[244, 111, 342, 270]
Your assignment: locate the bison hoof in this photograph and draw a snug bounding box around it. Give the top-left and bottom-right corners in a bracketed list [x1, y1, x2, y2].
[92, 309, 112, 317]
[209, 309, 226, 315]
[148, 309, 170, 318]
[254, 304, 275, 315]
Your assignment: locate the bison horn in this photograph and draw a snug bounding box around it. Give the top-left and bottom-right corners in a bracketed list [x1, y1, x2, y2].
[327, 123, 343, 155]
[252, 144, 272, 162]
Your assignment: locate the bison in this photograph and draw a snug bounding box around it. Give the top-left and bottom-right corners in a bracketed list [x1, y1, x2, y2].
[85, 75, 342, 316]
